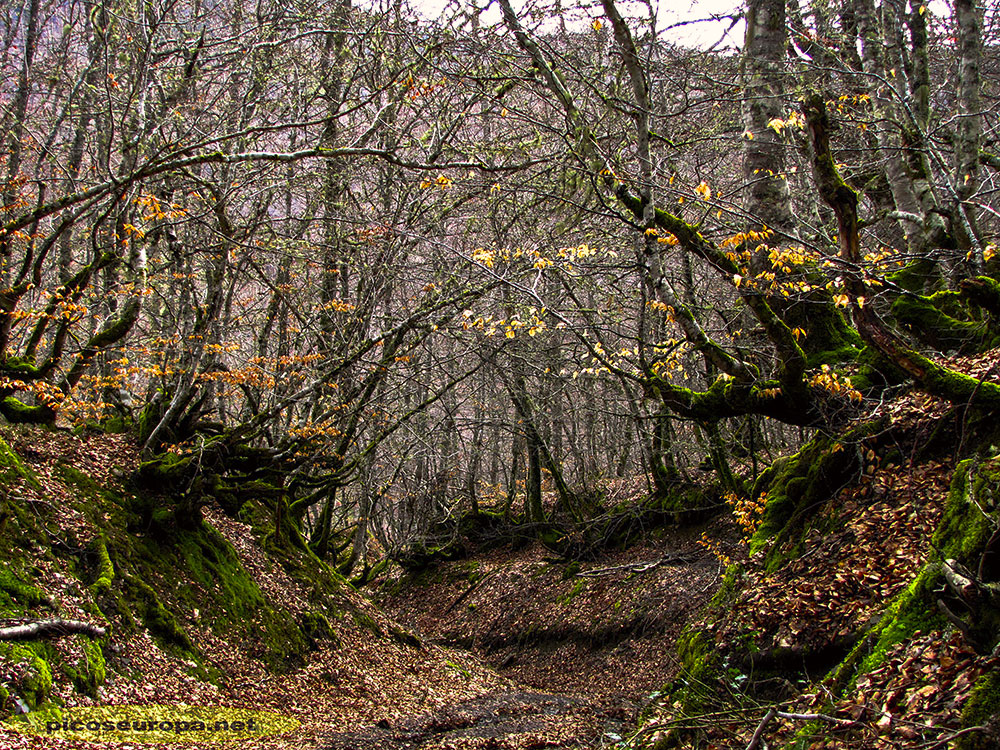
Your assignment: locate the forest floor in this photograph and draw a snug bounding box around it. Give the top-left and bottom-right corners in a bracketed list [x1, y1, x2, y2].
[0, 427, 725, 750]
[374, 519, 729, 736]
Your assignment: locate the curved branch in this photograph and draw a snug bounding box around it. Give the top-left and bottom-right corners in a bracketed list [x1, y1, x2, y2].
[0, 618, 106, 641]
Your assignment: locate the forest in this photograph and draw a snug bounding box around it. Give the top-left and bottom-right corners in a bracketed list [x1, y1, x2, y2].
[1, 0, 1000, 748]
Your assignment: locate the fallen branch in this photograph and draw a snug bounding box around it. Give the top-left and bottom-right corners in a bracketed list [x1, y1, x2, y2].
[775, 710, 854, 726]
[0, 618, 106, 641]
[943, 558, 978, 602]
[920, 725, 987, 750]
[745, 707, 776, 750]
[576, 554, 695, 578]
[445, 570, 500, 614]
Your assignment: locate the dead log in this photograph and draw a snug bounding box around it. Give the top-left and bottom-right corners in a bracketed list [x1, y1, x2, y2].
[0, 618, 106, 641]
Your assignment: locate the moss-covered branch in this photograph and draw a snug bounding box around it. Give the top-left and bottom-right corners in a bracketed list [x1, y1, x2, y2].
[651, 373, 822, 426]
[62, 295, 142, 393]
[804, 92, 1000, 410]
[960, 276, 1000, 317]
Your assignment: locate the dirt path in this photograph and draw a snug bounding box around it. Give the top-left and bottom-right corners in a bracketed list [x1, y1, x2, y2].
[371, 526, 730, 747]
[320, 689, 615, 749]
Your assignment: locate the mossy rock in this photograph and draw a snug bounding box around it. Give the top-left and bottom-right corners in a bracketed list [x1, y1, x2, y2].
[0, 641, 55, 709]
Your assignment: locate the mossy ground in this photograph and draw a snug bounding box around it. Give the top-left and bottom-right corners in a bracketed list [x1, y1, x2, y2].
[631, 403, 1000, 748]
[0, 429, 351, 714]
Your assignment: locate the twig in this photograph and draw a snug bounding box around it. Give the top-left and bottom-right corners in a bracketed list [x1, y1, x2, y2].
[576, 554, 695, 577]
[745, 708, 776, 750]
[775, 711, 855, 726]
[445, 570, 499, 614]
[0, 618, 106, 641]
[920, 725, 986, 750]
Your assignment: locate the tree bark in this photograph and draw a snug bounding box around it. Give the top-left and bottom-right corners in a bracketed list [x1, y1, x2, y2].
[0, 619, 105, 642]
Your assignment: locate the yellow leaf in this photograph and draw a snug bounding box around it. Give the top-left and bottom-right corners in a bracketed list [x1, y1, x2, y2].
[591, 18, 603, 30]
[733, 274, 743, 288]
[767, 117, 786, 134]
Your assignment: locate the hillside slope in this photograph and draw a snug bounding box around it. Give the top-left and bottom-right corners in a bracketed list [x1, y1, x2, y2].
[0, 427, 604, 749]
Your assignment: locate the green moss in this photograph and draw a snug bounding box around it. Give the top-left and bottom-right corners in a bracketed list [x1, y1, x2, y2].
[136, 397, 167, 444]
[562, 561, 582, 580]
[91, 537, 114, 595]
[807, 454, 999, 742]
[960, 275, 1000, 317]
[958, 670, 1000, 749]
[351, 608, 384, 638]
[0, 396, 54, 425]
[0, 436, 42, 491]
[123, 573, 196, 655]
[857, 576, 940, 679]
[0, 431, 361, 713]
[934, 458, 998, 564]
[100, 414, 134, 434]
[0, 642, 55, 708]
[171, 523, 310, 671]
[299, 611, 340, 648]
[444, 660, 471, 679]
[709, 563, 744, 608]
[56, 462, 105, 497]
[0, 566, 48, 608]
[136, 455, 195, 497]
[1, 356, 44, 378]
[557, 578, 585, 605]
[65, 638, 107, 698]
[673, 627, 723, 716]
[20, 651, 53, 707]
[892, 293, 995, 353]
[750, 428, 870, 566]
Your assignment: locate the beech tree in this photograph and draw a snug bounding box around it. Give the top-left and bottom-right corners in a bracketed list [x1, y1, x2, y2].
[3, 0, 999, 559]
[483, 0, 999, 475]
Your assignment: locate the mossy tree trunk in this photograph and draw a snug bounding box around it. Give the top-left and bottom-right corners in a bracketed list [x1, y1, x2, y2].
[804, 94, 1000, 411]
